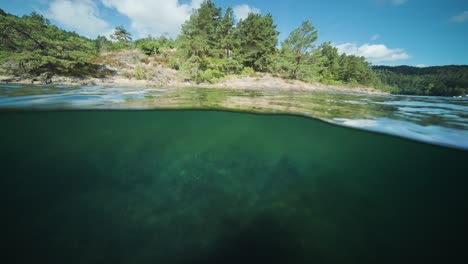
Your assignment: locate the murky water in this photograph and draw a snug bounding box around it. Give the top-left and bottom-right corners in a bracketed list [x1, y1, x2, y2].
[1, 84, 467, 149]
[1, 84, 467, 263]
[1, 110, 467, 263]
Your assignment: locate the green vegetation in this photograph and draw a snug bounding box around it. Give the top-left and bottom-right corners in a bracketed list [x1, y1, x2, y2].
[134, 36, 175, 56]
[110, 25, 132, 43]
[373, 65, 468, 96]
[0, 11, 103, 78]
[1, 2, 466, 96]
[281, 21, 318, 80]
[175, 0, 375, 85]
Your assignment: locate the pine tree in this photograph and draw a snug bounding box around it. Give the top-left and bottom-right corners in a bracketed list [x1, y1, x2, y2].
[236, 13, 279, 71]
[95, 35, 111, 53]
[178, 0, 221, 58]
[214, 7, 237, 59]
[281, 20, 318, 79]
[0, 10, 98, 77]
[110, 26, 132, 42]
[317, 42, 340, 81]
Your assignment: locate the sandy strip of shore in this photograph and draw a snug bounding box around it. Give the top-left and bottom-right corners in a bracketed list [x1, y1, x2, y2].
[0, 74, 387, 95]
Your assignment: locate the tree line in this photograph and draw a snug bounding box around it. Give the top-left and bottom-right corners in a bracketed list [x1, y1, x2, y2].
[0, 2, 375, 86]
[0, 10, 101, 77]
[373, 65, 468, 96]
[172, 0, 376, 85]
[1, 2, 466, 96]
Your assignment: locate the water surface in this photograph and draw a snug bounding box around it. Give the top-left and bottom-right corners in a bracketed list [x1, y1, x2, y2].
[1, 84, 467, 149]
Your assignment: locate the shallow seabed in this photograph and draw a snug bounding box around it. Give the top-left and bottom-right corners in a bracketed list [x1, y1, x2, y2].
[1, 110, 467, 263]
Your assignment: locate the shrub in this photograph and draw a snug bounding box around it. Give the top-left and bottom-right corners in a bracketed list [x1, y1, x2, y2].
[240, 67, 255, 76]
[138, 41, 160, 55]
[121, 71, 132, 79]
[133, 66, 146, 80]
[140, 57, 150, 64]
[224, 59, 243, 74]
[169, 58, 180, 70]
[180, 55, 202, 81]
[197, 69, 225, 83]
[110, 41, 131, 51]
[321, 79, 342, 85]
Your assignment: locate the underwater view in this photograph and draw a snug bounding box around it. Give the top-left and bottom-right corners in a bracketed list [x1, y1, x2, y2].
[2, 108, 468, 263]
[1, 0, 468, 263]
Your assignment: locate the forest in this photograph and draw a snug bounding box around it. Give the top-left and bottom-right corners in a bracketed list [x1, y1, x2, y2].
[373, 65, 468, 96]
[1, 0, 467, 96]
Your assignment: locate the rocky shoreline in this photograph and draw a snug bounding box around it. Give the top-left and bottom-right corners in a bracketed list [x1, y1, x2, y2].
[0, 73, 387, 95]
[0, 49, 387, 95]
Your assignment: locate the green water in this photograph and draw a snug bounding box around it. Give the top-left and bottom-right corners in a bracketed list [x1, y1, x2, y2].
[1, 110, 467, 263]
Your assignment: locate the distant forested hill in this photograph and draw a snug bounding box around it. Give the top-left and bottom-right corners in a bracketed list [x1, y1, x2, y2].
[373, 65, 468, 96]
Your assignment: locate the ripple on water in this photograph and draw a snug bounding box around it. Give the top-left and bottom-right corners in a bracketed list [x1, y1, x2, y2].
[0, 84, 467, 150]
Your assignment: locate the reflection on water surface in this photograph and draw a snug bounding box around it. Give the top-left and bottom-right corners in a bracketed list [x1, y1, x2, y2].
[1, 84, 467, 149]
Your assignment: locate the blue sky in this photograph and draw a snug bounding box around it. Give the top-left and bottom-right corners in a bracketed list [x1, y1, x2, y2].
[1, 0, 467, 66]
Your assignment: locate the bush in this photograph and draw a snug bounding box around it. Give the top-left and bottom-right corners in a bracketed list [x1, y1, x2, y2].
[224, 59, 243, 74]
[110, 41, 131, 51]
[197, 69, 225, 83]
[137, 40, 160, 55]
[140, 57, 150, 64]
[180, 56, 238, 82]
[169, 58, 180, 70]
[180, 55, 202, 81]
[240, 67, 255, 76]
[265, 53, 291, 77]
[202, 58, 222, 71]
[202, 57, 243, 74]
[121, 71, 132, 79]
[133, 66, 146, 80]
[321, 79, 342, 85]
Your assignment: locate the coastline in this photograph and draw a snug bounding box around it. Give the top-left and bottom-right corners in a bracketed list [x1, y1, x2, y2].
[0, 74, 387, 95]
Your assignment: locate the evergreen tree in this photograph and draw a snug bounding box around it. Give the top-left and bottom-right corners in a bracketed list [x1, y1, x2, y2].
[0, 10, 101, 77]
[214, 7, 237, 59]
[95, 35, 111, 53]
[317, 42, 340, 81]
[134, 36, 160, 55]
[133, 36, 174, 56]
[281, 20, 318, 79]
[177, 0, 221, 58]
[110, 25, 132, 42]
[336, 54, 376, 85]
[236, 13, 279, 71]
[373, 65, 468, 95]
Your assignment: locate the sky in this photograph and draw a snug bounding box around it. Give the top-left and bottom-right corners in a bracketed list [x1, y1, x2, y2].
[1, 0, 467, 66]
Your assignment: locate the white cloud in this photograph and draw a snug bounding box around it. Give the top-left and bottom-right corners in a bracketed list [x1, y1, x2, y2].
[370, 34, 380, 41]
[335, 43, 410, 63]
[45, 0, 110, 38]
[44, 1, 263, 39]
[416, 64, 428, 68]
[100, 0, 203, 38]
[450, 11, 468, 23]
[233, 4, 260, 21]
